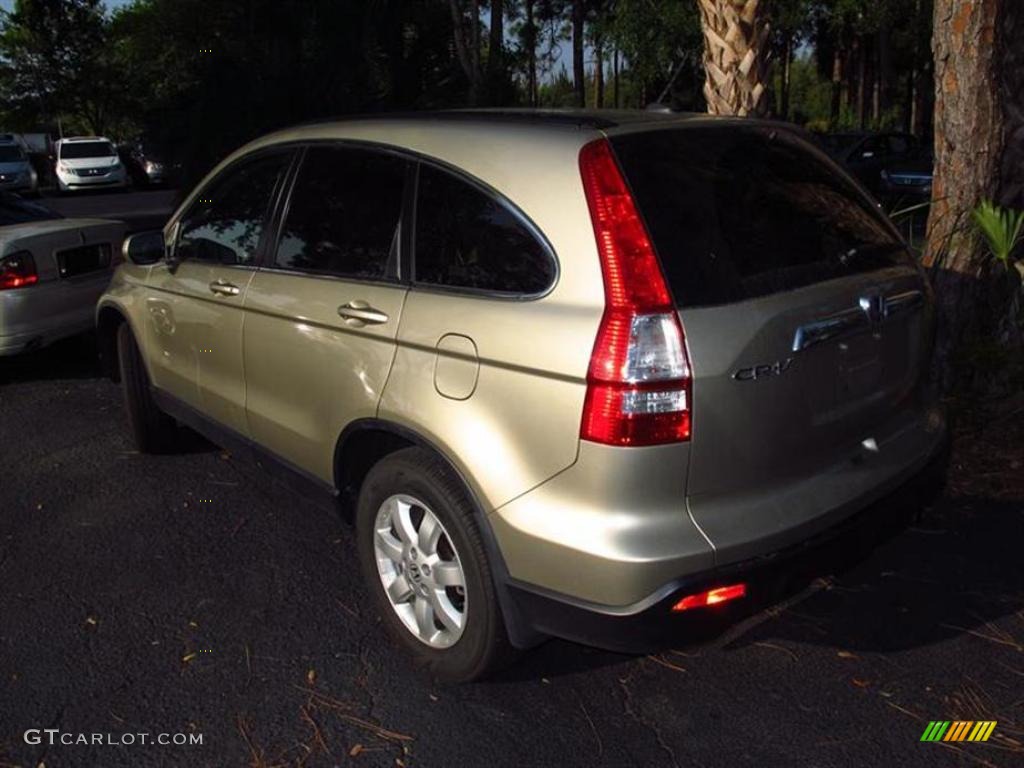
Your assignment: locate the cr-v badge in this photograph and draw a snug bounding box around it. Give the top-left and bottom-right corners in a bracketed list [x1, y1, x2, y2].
[733, 358, 794, 381]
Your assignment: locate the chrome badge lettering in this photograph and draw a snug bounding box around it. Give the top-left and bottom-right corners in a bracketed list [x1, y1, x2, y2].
[733, 357, 794, 381]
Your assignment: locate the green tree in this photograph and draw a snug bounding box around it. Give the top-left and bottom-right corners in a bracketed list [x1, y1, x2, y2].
[0, 0, 122, 135]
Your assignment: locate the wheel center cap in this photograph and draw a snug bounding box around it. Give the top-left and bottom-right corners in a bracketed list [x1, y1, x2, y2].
[407, 561, 422, 583]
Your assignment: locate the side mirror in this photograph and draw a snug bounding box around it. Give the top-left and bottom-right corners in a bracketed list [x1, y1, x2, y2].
[122, 230, 166, 266]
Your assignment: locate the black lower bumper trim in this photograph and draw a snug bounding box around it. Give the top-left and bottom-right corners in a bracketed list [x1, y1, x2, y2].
[506, 435, 950, 653]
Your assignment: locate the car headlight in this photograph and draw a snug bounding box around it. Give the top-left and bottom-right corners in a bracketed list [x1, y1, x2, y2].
[145, 161, 163, 173]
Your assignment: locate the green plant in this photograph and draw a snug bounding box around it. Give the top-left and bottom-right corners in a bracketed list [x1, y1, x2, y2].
[973, 199, 1024, 266]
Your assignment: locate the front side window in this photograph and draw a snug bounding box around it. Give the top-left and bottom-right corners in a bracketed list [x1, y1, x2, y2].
[274, 146, 406, 280]
[414, 164, 554, 295]
[176, 152, 290, 266]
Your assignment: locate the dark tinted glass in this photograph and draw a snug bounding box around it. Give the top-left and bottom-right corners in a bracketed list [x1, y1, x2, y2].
[415, 164, 554, 294]
[177, 152, 289, 265]
[59, 141, 115, 159]
[275, 147, 405, 279]
[0, 146, 25, 162]
[612, 127, 910, 307]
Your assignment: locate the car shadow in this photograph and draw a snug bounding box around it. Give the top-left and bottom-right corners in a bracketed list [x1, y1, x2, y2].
[0, 332, 102, 383]
[489, 485, 1023, 682]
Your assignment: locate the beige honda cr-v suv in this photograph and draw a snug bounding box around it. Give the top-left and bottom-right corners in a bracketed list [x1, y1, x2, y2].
[97, 110, 947, 681]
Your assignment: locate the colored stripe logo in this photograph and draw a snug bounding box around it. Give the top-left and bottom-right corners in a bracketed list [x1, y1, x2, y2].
[920, 721, 997, 742]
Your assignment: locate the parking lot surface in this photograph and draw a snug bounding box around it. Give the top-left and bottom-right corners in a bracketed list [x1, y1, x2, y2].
[0, 336, 1022, 767]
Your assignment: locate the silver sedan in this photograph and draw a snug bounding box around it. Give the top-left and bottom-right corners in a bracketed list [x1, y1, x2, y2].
[0, 194, 125, 355]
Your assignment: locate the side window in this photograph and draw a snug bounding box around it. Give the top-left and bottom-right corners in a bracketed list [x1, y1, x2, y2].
[177, 152, 290, 266]
[887, 135, 912, 156]
[859, 136, 887, 158]
[414, 164, 555, 295]
[274, 146, 406, 280]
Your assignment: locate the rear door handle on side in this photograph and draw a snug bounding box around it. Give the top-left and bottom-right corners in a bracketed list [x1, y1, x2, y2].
[209, 280, 240, 297]
[337, 300, 389, 327]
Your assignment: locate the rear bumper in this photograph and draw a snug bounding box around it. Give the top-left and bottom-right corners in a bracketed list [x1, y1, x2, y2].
[505, 427, 949, 652]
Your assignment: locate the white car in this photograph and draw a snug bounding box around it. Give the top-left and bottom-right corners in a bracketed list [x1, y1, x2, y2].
[55, 136, 128, 192]
[0, 194, 125, 355]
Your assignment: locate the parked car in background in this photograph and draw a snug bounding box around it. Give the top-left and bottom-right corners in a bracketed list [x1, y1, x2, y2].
[0, 140, 38, 195]
[0, 193, 125, 355]
[818, 131, 932, 201]
[120, 141, 177, 187]
[98, 111, 946, 681]
[54, 137, 128, 192]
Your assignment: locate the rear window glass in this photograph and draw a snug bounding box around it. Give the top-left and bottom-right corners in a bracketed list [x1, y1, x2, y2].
[612, 127, 911, 307]
[0, 194, 61, 225]
[59, 141, 115, 159]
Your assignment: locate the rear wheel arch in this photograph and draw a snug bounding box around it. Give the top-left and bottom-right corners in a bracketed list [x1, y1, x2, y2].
[97, 304, 129, 382]
[333, 418, 545, 650]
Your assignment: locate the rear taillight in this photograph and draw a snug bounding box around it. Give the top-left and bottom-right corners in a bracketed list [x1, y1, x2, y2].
[0, 251, 38, 290]
[578, 139, 691, 446]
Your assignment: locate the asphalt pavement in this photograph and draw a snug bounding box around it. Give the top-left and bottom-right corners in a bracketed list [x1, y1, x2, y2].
[0, 194, 1022, 767]
[41, 187, 180, 233]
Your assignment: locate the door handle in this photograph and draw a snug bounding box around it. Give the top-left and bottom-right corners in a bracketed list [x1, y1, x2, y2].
[209, 280, 240, 297]
[337, 300, 389, 326]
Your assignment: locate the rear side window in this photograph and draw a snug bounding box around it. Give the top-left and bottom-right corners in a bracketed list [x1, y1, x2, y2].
[177, 152, 290, 265]
[414, 164, 554, 295]
[275, 146, 406, 280]
[612, 127, 911, 307]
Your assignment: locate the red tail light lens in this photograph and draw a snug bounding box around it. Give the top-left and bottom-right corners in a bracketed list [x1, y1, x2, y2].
[672, 583, 748, 613]
[0, 251, 38, 290]
[579, 139, 691, 446]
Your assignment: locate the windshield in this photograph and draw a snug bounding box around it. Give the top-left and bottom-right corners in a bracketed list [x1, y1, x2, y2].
[0, 145, 26, 163]
[0, 194, 62, 226]
[612, 126, 910, 307]
[60, 141, 116, 159]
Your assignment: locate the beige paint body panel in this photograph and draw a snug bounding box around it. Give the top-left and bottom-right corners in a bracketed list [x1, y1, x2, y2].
[145, 262, 255, 434]
[381, 291, 602, 513]
[242, 270, 408, 483]
[491, 441, 713, 607]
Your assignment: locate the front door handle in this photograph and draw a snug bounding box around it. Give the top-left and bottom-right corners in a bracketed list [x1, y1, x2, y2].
[338, 300, 389, 326]
[209, 280, 240, 297]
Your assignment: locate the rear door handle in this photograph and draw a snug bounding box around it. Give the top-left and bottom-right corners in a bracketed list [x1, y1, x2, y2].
[883, 289, 924, 318]
[209, 280, 240, 297]
[337, 300, 389, 326]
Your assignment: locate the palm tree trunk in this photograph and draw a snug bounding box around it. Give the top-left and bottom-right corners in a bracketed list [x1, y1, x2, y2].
[925, 0, 1006, 386]
[696, 0, 770, 116]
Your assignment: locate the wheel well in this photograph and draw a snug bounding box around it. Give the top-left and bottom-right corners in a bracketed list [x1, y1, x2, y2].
[334, 426, 415, 500]
[96, 307, 127, 382]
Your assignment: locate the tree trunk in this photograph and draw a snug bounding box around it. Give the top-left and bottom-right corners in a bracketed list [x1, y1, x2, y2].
[572, 0, 585, 107]
[855, 36, 866, 129]
[613, 46, 620, 108]
[696, 0, 770, 116]
[525, 0, 537, 107]
[488, 0, 503, 78]
[594, 34, 604, 108]
[830, 48, 843, 126]
[999, 0, 1024, 210]
[780, 35, 792, 120]
[449, 0, 484, 103]
[924, 0, 1005, 384]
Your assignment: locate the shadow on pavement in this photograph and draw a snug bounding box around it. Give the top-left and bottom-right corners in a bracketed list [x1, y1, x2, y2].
[0, 332, 102, 383]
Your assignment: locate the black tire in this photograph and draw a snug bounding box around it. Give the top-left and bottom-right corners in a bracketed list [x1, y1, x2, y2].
[116, 323, 177, 453]
[356, 447, 517, 682]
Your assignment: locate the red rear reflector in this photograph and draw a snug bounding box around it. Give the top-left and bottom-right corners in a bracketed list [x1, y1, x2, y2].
[671, 583, 748, 613]
[578, 139, 692, 446]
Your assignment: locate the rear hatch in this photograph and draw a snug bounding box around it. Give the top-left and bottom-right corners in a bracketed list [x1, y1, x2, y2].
[611, 124, 935, 561]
